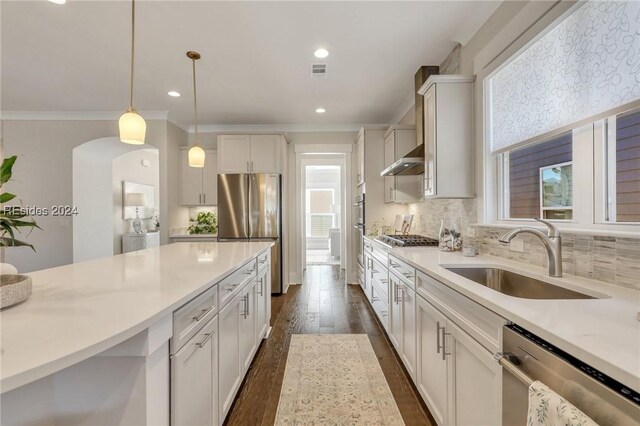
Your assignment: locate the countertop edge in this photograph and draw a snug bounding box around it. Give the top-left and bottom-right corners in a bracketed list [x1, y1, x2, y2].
[0, 242, 272, 394]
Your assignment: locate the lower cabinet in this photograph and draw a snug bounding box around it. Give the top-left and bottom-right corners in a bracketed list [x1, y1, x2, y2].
[389, 273, 403, 351]
[171, 316, 219, 426]
[256, 265, 270, 340]
[239, 279, 257, 373]
[218, 291, 243, 421]
[388, 271, 417, 380]
[416, 293, 502, 426]
[416, 295, 449, 426]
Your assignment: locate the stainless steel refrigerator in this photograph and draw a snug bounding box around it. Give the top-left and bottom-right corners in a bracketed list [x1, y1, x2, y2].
[217, 174, 282, 293]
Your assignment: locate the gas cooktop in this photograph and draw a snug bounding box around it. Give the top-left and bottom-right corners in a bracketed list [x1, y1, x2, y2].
[378, 234, 439, 247]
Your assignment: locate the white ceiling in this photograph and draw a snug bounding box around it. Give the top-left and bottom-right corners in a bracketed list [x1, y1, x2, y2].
[1, 1, 501, 130]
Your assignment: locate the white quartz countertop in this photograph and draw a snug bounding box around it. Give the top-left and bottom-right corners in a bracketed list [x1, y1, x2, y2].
[0, 241, 272, 393]
[391, 248, 640, 393]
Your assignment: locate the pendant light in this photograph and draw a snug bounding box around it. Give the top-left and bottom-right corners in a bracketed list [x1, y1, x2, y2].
[187, 51, 205, 168]
[119, 0, 146, 145]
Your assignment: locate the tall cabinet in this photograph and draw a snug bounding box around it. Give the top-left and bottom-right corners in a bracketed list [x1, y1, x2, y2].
[418, 75, 475, 199]
[217, 134, 283, 174]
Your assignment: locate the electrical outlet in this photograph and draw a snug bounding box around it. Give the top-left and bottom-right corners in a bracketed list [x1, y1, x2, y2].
[509, 239, 524, 253]
[466, 227, 476, 237]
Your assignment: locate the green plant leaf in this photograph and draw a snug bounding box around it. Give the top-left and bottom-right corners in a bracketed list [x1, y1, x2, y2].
[0, 156, 17, 186]
[0, 192, 16, 203]
[0, 236, 35, 251]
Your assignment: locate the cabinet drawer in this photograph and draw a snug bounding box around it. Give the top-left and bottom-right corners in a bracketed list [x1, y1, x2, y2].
[370, 257, 388, 295]
[389, 255, 415, 289]
[416, 270, 506, 353]
[364, 238, 373, 253]
[371, 283, 389, 330]
[172, 284, 218, 353]
[371, 243, 389, 266]
[371, 276, 389, 306]
[257, 251, 269, 271]
[219, 259, 257, 309]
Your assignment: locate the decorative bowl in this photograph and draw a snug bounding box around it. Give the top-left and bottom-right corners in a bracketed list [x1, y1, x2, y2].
[0, 274, 32, 309]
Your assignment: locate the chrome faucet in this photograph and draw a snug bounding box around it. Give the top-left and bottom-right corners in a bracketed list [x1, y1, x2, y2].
[498, 218, 562, 277]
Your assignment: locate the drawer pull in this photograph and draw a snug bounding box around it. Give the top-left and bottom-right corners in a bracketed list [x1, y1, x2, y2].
[224, 283, 239, 293]
[436, 321, 442, 354]
[195, 330, 214, 348]
[192, 306, 213, 322]
[441, 326, 451, 360]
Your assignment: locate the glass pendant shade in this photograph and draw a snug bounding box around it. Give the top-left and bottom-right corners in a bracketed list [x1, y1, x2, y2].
[188, 144, 205, 167]
[119, 109, 146, 145]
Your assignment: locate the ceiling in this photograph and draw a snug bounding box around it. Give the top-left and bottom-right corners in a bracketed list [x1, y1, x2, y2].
[1, 1, 501, 130]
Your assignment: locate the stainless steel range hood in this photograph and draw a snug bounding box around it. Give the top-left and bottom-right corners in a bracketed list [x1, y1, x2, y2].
[380, 144, 424, 176]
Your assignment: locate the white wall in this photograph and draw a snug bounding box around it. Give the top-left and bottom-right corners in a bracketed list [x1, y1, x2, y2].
[112, 149, 160, 254]
[2, 119, 172, 272]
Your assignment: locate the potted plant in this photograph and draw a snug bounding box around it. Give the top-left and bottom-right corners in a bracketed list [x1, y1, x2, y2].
[1, 156, 39, 309]
[188, 211, 217, 235]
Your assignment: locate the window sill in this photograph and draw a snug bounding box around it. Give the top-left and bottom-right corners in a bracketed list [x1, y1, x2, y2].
[472, 222, 640, 239]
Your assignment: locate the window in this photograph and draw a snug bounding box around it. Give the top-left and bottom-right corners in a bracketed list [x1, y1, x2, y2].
[494, 106, 640, 231]
[604, 109, 640, 223]
[306, 189, 335, 237]
[501, 132, 573, 220]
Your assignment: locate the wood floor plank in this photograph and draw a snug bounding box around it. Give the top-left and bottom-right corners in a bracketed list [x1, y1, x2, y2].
[224, 265, 434, 426]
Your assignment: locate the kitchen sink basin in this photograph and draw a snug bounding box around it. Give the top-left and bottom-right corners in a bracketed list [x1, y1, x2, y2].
[445, 267, 595, 300]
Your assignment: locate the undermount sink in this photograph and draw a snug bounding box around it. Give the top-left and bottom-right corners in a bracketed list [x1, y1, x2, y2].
[445, 267, 595, 300]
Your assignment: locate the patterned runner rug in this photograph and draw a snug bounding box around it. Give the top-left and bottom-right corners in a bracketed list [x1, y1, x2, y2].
[275, 334, 405, 425]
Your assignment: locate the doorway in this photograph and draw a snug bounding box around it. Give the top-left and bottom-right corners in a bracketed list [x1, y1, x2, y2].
[299, 154, 348, 274]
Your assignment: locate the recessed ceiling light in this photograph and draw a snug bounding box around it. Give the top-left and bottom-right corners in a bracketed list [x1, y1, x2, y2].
[167, 91, 181, 97]
[315, 108, 326, 114]
[48, 0, 66, 4]
[314, 48, 329, 59]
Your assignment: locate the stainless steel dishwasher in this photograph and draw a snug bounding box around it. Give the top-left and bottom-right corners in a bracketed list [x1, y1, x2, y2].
[497, 324, 640, 425]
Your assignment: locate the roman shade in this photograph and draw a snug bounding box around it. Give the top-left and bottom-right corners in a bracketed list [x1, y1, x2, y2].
[488, 0, 640, 154]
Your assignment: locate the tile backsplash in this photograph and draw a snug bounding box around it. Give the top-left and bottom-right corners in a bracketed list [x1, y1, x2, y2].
[408, 199, 640, 290]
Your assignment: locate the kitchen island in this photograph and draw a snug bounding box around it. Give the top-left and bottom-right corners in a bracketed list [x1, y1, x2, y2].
[0, 241, 273, 426]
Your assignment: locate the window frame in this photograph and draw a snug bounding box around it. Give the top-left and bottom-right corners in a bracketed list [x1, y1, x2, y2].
[539, 161, 573, 220]
[487, 112, 640, 236]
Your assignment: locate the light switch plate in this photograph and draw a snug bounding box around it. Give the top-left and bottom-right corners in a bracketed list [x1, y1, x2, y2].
[509, 239, 524, 252]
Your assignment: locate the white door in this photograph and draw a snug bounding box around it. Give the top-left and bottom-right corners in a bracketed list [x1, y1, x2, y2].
[388, 273, 403, 352]
[181, 150, 203, 205]
[218, 135, 251, 173]
[424, 85, 437, 197]
[400, 285, 417, 381]
[202, 149, 217, 206]
[171, 317, 216, 426]
[416, 296, 448, 426]
[218, 293, 242, 421]
[250, 135, 280, 173]
[448, 321, 502, 426]
[256, 267, 268, 340]
[239, 279, 257, 373]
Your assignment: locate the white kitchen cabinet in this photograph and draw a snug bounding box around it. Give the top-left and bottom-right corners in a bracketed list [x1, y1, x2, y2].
[447, 320, 502, 426]
[416, 295, 449, 426]
[418, 75, 475, 199]
[180, 149, 217, 205]
[363, 253, 373, 302]
[256, 265, 269, 341]
[171, 316, 218, 426]
[383, 127, 421, 204]
[400, 284, 417, 380]
[218, 135, 283, 174]
[239, 278, 257, 373]
[218, 291, 243, 421]
[415, 280, 502, 426]
[217, 135, 251, 173]
[389, 272, 403, 351]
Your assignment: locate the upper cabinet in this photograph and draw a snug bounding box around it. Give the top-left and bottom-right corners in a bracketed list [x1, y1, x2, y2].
[418, 75, 475, 199]
[180, 149, 217, 206]
[218, 134, 284, 174]
[383, 126, 421, 204]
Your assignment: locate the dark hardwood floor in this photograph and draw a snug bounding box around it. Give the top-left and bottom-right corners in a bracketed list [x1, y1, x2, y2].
[225, 265, 435, 426]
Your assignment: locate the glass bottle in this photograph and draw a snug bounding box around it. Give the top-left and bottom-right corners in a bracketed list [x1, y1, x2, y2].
[439, 219, 462, 252]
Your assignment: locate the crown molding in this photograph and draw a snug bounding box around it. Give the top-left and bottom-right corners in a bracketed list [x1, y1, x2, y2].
[0, 110, 169, 121]
[192, 123, 388, 134]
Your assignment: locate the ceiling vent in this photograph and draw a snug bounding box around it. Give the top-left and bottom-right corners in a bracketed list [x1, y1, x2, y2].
[311, 63, 327, 78]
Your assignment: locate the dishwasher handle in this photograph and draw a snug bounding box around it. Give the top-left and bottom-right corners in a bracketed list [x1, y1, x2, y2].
[495, 352, 534, 387]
